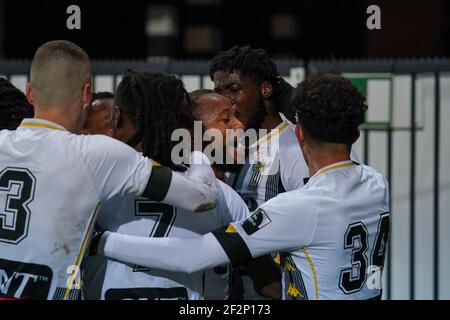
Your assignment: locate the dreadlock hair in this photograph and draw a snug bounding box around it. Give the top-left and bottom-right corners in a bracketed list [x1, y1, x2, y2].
[92, 91, 113, 102]
[209, 45, 295, 122]
[0, 78, 34, 130]
[114, 70, 194, 171]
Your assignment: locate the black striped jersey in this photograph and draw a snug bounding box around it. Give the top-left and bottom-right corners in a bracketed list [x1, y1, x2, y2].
[226, 114, 307, 299]
[227, 114, 307, 211]
[0, 119, 155, 300]
[85, 180, 249, 300]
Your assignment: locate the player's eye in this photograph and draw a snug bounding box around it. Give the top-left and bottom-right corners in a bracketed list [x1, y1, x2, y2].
[230, 84, 241, 92]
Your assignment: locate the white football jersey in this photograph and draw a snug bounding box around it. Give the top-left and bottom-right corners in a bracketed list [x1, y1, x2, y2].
[225, 114, 306, 299]
[0, 119, 153, 300]
[216, 161, 390, 300]
[228, 114, 307, 211]
[88, 180, 248, 300]
[227, 114, 360, 300]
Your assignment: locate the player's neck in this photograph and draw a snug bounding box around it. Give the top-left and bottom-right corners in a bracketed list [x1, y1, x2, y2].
[212, 165, 226, 182]
[260, 113, 282, 131]
[307, 151, 351, 177]
[34, 108, 77, 133]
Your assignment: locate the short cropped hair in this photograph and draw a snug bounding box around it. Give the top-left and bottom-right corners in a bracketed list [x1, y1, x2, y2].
[30, 40, 91, 108]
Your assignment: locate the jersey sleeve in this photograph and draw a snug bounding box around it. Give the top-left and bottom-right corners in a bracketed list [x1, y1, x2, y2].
[216, 180, 250, 226]
[78, 135, 153, 201]
[100, 191, 318, 273]
[101, 231, 230, 274]
[212, 192, 319, 266]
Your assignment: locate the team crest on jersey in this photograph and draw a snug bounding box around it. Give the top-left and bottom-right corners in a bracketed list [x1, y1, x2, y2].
[242, 208, 271, 235]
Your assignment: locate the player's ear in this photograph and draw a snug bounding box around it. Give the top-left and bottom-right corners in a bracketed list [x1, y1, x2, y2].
[295, 123, 305, 143]
[26, 83, 34, 105]
[112, 106, 121, 129]
[260, 81, 273, 99]
[82, 83, 92, 111]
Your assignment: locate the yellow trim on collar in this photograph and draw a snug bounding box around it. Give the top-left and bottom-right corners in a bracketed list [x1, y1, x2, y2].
[314, 161, 355, 178]
[19, 122, 62, 131]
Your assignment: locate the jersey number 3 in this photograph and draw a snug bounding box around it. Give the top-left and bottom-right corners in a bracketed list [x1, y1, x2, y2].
[339, 212, 390, 294]
[0, 168, 36, 244]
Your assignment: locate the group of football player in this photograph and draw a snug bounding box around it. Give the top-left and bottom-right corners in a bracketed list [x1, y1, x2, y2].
[0, 40, 389, 300]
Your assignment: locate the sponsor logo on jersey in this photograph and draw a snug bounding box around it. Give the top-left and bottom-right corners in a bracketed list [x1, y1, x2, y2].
[0, 258, 52, 300]
[241, 208, 271, 235]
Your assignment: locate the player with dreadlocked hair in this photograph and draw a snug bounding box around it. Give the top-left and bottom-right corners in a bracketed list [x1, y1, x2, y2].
[112, 70, 193, 171]
[86, 70, 252, 300]
[210, 45, 294, 130]
[0, 77, 34, 130]
[209, 46, 315, 300]
[209, 46, 359, 300]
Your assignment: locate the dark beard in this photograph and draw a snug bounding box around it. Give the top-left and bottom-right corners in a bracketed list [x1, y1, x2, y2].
[245, 95, 267, 131]
[215, 162, 242, 173]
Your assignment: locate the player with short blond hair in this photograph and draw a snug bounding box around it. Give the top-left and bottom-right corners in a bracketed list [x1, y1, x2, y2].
[0, 40, 218, 300]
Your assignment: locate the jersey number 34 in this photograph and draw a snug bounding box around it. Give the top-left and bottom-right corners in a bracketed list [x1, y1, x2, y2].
[339, 212, 390, 294]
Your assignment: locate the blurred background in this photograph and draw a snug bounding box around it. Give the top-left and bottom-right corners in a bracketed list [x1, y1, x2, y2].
[0, 0, 449, 59]
[0, 0, 449, 301]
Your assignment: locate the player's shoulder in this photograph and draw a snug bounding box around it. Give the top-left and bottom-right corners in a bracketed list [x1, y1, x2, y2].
[359, 164, 389, 188]
[217, 179, 248, 208]
[261, 186, 318, 216]
[71, 133, 135, 157]
[360, 163, 383, 176]
[0, 129, 11, 139]
[72, 133, 121, 147]
[217, 179, 236, 196]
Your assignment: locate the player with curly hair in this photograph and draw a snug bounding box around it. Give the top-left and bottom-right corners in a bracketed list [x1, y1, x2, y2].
[95, 73, 390, 300]
[0, 77, 34, 130]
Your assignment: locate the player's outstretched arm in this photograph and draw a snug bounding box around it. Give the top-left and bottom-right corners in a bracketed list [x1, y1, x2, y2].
[95, 193, 316, 274]
[98, 231, 230, 274]
[80, 135, 218, 212]
[142, 151, 219, 212]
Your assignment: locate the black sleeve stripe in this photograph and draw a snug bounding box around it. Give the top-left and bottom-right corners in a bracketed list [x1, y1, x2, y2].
[142, 166, 172, 202]
[212, 225, 254, 267]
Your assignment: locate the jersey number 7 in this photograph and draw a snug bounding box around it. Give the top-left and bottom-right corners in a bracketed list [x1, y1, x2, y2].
[132, 201, 177, 272]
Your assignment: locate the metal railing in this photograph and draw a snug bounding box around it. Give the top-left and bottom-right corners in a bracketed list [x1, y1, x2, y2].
[2, 58, 450, 300]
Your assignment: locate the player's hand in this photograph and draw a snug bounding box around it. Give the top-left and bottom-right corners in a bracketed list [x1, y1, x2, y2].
[161, 151, 219, 212]
[185, 151, 219, 212]
[89, 224, 106, 256]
